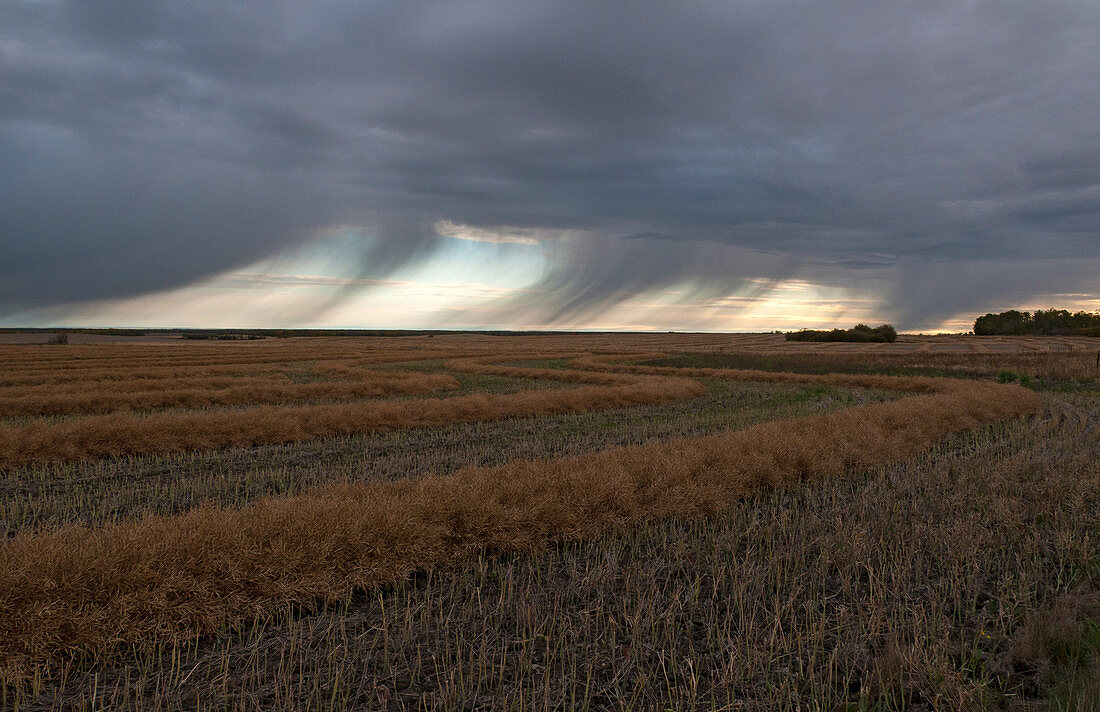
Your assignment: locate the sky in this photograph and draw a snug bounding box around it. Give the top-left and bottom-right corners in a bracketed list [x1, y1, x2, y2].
[2, 1, 1098, 332]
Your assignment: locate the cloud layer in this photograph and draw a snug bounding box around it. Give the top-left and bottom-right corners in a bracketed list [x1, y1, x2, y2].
[3, 0, 1098, 328]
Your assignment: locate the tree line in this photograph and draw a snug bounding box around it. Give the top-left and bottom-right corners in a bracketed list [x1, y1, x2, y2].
[785, 324, 898, 343]
[973, 309, 1100, 336]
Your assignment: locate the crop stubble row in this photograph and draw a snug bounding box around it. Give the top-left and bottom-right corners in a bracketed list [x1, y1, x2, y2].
[0, 359, 701, 467]
[0, 352, 1041, 685]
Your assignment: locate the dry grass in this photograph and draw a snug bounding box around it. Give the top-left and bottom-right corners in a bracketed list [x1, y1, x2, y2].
[2, 379, 895, 536]
[0, 370, 458, 417]
[0, 334, 1091, 709]
[0, 344, 714, 466]
[634, 348, 1100, 383]
[570, 353, 961, 392]
[0, 372, 702, 467]
[0, 372, 1038, 685]
[21, 393, 1089, 712]
[0, 350, 477, 388]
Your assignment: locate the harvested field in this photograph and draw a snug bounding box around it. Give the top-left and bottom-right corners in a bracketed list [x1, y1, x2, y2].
[0, 333, 1096, 709]
[635, 349, 1100, 383]
[0, 342, 709, 466]
[0, 370, 459, 417]
[2, 379, 896, 535]
[0, 374, 701, 467]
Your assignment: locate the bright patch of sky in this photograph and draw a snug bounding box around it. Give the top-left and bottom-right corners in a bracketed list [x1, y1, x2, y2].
[0, 227, 545, 328]
[1, 226, 897, 331]
[4, 223, 1094, 332]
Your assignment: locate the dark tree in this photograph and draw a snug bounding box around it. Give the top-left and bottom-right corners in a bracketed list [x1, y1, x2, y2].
[974, 309, 1100, 336]
[785, 324, 898, 343]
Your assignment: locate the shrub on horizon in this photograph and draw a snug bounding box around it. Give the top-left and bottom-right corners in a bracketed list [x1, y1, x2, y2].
[784, 324, 898, 343]
[974, 309, 1100, 336]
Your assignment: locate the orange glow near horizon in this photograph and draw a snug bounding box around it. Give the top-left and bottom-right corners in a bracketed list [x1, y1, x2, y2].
[3, 227, 1096, 333]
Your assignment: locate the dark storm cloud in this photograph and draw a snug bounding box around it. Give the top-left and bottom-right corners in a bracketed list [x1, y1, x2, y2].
[2, 0, 1098, 326]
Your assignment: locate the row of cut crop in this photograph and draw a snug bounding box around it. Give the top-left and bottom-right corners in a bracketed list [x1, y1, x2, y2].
[0, 367, 1040, 683]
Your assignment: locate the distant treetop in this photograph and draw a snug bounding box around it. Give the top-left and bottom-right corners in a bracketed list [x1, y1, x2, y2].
[785, 324, 898, 343]
[973, 309, 1100, 336]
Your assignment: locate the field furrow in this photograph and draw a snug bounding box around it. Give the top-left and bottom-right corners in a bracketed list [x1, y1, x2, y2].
[0, 334, 1091, 708]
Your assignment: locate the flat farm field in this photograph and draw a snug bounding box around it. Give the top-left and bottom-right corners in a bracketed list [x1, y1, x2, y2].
[0, 333, 1097, 710]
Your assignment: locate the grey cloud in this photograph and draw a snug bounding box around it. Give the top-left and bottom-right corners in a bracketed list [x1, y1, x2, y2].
[2, 0, 1099, 327]
[484, 233, 797, 326]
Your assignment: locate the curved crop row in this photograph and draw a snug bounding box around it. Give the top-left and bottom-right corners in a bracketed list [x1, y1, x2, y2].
[0, 370, 459, 417]
[443, 354, 645, 385]
[0, 366, 1040, 683]
[0, 349, 473, 386]
[0, 350, 478, 388]
[0, 368, 704, 468]
[568, 353, 955, 392]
